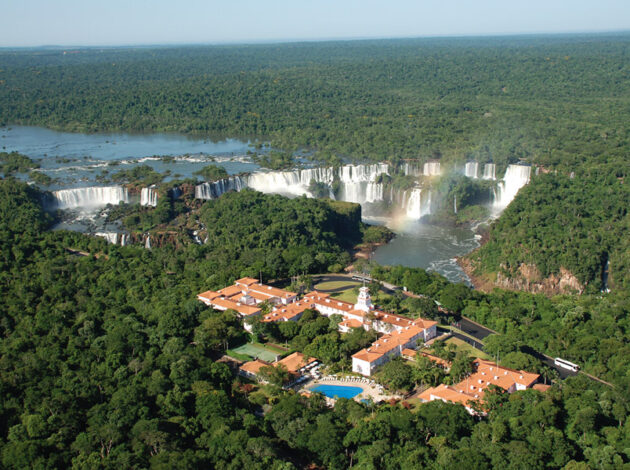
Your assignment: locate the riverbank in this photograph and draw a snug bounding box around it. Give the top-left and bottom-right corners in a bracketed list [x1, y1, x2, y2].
[456, 254, 495, 292]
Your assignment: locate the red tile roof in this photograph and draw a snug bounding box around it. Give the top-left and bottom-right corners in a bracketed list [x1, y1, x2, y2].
[239, 359, 271, 375]
[276, 352, 317, 373]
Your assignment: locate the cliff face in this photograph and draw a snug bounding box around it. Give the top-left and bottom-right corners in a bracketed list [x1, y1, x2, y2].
[459, 257, 584, 295]
[495, 264, 584, 295]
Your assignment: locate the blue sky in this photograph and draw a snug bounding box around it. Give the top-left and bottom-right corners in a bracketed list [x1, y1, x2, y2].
[2, 0, 630, 47]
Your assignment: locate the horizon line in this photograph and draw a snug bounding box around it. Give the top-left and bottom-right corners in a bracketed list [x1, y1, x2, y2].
[2, 28, 630, 50]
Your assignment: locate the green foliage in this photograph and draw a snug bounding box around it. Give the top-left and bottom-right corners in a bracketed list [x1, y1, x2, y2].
[27, 171, 53, 186]
[252, 151, 295, 170]
[104, 164, 165, 185]
[307, 179, 331, 198]
[2, 33, 630, 465]
[378, 358, 414, 391]
[258, 364, 291, 387]
[470, 171, 630, 289]
[193, 164, 228, 182]
[197, 189, 362, 281]
[2, 36, 630, 169]
[0, 151, 39, 175]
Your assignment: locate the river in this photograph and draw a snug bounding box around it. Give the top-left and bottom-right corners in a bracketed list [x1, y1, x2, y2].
[0, 125, 259, 188]
[3, 125, 479, 283]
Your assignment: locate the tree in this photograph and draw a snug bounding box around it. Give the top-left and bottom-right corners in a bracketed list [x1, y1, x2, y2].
[379, 359, 413, 392]
[449, 352, 474, 383]
[258, 364, 291, 387]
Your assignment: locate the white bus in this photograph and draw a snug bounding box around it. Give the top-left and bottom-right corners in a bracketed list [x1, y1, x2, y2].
[554, 358, 580, 372]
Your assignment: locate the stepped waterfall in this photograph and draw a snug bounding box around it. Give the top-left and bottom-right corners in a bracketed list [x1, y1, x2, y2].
[140, 186, 158, 207]
[195, 177, 246, 200]
[189, 161, 530, 221]
[51, 186, 129, 209]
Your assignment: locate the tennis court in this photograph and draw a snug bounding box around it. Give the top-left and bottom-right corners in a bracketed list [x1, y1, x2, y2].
[231, 343, 280, 362]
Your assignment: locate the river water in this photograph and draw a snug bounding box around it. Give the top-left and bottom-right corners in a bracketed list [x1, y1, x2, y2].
[2, 125, 477, 283]
[371, 221, 478, 285]
[0, 125, 259, 188]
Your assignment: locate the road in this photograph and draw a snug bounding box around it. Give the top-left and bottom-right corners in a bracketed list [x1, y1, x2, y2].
[455, 317, 495, 341]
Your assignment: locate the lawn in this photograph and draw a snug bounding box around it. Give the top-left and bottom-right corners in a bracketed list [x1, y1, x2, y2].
[314, 280, 361, 290]
[331, 288, 394, 306]
[444, 337, 491, 360]
[229, 343, 282, 362]
[331, 290, 358, 303]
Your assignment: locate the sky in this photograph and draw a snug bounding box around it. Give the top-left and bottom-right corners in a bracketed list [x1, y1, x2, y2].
[2, 0, 630, 47]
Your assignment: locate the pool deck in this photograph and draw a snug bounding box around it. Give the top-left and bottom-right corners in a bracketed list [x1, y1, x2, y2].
[300, 375, 401, 403]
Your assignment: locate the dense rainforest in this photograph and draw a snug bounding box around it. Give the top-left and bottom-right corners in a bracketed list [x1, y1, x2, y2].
[1, 178, 629, 469]
[466, 167, 630, 292]
[1, 34, 629, 288]
[1, 35, 628, 170]
[1, 35, 630, 468]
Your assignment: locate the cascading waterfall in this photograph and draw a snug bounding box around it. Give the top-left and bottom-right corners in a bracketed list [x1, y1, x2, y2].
[245, 163, 388, 200]
[145, 234, 151, 249]
[140, 186, 158, 207]
[464, 162, 479, 179]
[195, 177, 245, 199]
[246, 170, 312, 196]
[51, 186, 129, 209]
[95, 232, 119, 244]
[493, 164, 531, 209]
[403, 188, 432, 219]
[482, 163, 496, 180]
[423, 161, 441, 176]
[191, 162, 449, 220]
[340, 181, 384, 204]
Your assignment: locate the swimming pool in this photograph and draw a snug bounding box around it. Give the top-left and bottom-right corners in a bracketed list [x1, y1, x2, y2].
[310, 384, 363, 399]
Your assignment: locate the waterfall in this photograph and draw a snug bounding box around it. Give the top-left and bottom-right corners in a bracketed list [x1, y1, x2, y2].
[140, 186, 158, 207]
[247, 170, 312, 196]
[195, 176, 245, 199]
[340, 182, 384, 204]
[120, 234, 128, 246]
[145, 234, 151, 249]
[95, 232, 119, 244]
[602, 257, 610, 293]
[454, 195, 457, 214]
[338, 163, 389, 183]
[482, 163, 496, 180]
[398, 188, 432, 220]
[402, 162, 423, 176]
[51, 186, 129, 209]
[464, 162, 479, 179]
[245, 163, 388, 200]
[423, 162, 441, 176]
[494, 164, 531, 209]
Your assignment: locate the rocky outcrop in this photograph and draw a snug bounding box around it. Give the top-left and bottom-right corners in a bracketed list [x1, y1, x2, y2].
[495, 264, 584, 295]
[458, 257, 584, 295]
